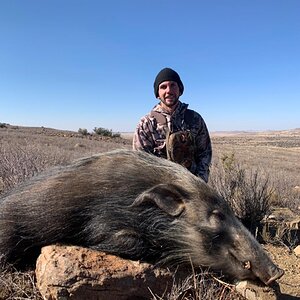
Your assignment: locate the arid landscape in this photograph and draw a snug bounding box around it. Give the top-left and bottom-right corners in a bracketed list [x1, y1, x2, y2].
[0, 124, 299, 299]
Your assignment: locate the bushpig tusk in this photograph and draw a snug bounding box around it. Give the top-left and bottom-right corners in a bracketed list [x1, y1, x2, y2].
[266, 268, 285, 285]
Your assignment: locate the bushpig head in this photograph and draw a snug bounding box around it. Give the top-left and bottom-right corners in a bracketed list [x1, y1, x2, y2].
[131, 181, 284, 285]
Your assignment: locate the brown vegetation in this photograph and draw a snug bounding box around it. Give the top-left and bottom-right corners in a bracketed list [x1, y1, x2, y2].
[210, 130, 300, 212]
[0, 125, 130, 193]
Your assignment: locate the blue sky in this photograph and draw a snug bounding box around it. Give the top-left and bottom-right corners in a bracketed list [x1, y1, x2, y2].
[0, 0, 299, 132]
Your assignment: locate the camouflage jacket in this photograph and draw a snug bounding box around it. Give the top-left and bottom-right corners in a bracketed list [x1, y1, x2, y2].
[133, 101, 212, 182]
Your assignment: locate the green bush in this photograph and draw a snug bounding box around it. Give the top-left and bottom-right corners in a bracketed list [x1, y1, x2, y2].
[78, 128, 88, 135]
[93, 127, 120, 138]
[93, 127, 111, 136]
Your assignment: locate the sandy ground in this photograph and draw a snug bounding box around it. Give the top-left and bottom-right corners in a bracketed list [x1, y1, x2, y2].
[264, 244, 300, 299]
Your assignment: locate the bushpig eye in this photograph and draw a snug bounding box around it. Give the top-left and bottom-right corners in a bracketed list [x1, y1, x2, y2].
[211, 210, 225, 221]
[207, 210, 226, 232]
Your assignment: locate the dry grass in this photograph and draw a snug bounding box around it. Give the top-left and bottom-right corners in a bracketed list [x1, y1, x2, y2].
[210, 130, 300, 212]
[151, 271, 242, 300]
[0, 257, 42, 300]
[0, 125, 131, 192]
[209, 153, 274, 233]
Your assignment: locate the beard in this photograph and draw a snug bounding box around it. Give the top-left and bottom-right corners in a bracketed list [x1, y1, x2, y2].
[160, 96, 179, 108]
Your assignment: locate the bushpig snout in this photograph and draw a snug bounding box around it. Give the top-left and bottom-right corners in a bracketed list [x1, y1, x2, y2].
[228, 221, 284, 285]
[232, 255, 284, 285]
[250, 256, 284, 285]
[265, 267, 284, 285]
[181, 195, 284, 285]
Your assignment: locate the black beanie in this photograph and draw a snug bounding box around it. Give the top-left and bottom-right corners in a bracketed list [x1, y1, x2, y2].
[153, 68, 184, 97]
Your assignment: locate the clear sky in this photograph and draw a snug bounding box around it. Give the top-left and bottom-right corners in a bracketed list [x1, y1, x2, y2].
[1, 0, 299, 132]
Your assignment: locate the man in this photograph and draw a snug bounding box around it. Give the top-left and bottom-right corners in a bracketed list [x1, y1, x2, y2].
[133, 67, 212, 182]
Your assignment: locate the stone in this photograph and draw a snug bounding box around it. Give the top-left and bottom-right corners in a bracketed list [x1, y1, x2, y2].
[36, 245, 182, 300]
[294, 245, 300, 257]
[235, 280, 281, 300]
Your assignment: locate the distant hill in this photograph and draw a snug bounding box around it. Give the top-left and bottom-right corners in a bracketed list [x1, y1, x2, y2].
[1, 123, 299, 138]
[210, 128, 300, 137]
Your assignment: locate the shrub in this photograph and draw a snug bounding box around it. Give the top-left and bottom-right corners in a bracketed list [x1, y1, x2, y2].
[210, 153, 273, 233]
[93, 127, 121, 138]
[78, 128, 88, 135]
[0, 123, 7, 128]
[93, 127, 112, 136]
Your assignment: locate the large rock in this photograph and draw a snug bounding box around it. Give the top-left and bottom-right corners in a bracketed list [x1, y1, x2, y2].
[36, 245, 183, 300]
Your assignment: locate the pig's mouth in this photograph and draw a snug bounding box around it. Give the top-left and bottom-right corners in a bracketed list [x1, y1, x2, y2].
[229, 251, 284, 285]
[241, 259, 284, 285]
[264, 268, 285, 285]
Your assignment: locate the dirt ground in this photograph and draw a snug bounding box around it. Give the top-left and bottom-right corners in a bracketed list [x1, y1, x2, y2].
[264, 244, 300, 299]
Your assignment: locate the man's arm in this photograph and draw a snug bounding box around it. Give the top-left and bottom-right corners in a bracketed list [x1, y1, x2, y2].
[189, 116, 212, 182]
[132, 117, 155, 153]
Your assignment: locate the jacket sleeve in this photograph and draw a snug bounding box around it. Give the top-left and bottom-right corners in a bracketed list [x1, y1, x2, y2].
[132, 116, 155, 153]
[189, 115, 212, 183]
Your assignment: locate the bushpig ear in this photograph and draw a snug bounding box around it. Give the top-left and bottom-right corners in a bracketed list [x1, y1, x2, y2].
[132, 183, 186, 217]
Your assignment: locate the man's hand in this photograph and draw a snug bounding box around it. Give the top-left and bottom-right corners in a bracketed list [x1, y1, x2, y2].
[166, 131, 195, 169]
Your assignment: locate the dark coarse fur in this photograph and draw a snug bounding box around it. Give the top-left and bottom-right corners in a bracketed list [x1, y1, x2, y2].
[0, 149, 283, 284]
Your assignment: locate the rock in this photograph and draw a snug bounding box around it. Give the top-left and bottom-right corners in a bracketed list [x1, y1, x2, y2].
[294, 245, 300, 257]
[36, 245, 182, 300]
[235, 280, 281, 300]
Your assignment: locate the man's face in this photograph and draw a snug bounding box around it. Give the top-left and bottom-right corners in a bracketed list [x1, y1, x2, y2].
[157, 81, 180, 108]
